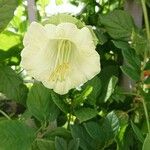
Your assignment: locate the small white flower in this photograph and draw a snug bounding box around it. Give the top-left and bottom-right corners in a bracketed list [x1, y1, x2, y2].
[21, 21, 100, 94]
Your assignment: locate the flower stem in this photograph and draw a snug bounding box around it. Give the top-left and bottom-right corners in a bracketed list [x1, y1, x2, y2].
[0, 109, 11, 120]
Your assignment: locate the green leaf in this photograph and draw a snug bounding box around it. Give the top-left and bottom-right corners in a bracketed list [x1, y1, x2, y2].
[0, 45, 22, 65]
[105, 111, 120, 135]
[131, 121, 144, 143]
[73, 86, 93, 106]
[71, 125, 95, 150]
[116, 127, 133, 150]
[82, 76, 101, 105]
[112, 112, 129, 149]
[104, 76, 118, 102]
[131, 31, 150, 57]
[121, 65, 140, 81]
[142, 133, 150, 150]
[27, 82, 59, 122]
[84, 121, 105, 149]
[0, 64, 28, 104]
[45, 127, 72, 140]
[74, 107, 97, 123]
[68, 139, 80, 150]
[0, 120, 35, 150]
[95, 28, 108, 45]
[55, 137, 67, 150]
[51, 92, 69, 114]
[111, 86, 126, 103]
[84, 121, 104, 140]
[89, 111, 119, 148]
[0, 0, 18, 32]
[83, 113, 119, 149]
[0, 31, 21, 51]
[122, 49, 141, 71]
[49, 103, 60, 122]
[112, 40, 130, 50]
[34, 139, 55, 150]
[113, 40, 141, 71]
[98, 64, 119, 103]
[100, 10, 135, 40]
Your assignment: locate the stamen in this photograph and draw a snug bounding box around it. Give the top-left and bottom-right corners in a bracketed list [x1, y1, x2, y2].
[49, 39, 73, 82]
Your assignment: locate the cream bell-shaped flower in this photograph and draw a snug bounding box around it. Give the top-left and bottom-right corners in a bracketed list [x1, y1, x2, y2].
[21, 22, 100, 95]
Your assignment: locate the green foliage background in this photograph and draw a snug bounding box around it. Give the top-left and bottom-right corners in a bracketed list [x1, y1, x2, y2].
[0, 0, 150, 150]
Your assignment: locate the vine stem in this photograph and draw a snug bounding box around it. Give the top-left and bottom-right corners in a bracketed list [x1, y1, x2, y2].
[141, 0, 150, 133]
[0, 110, 11, 120]
[142, 97, 150, 132]
[141, 0, 150, 40]
[141, 0, 150, 70]
[141, 0, 149, 71]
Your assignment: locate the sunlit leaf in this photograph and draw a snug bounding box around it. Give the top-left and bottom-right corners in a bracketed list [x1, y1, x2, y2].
[0, 0, 18, 32]
[104, 76, 118, 102]
[0, 31, 21, 51]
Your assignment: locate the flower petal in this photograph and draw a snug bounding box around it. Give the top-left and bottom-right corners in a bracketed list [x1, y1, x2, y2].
[68, 46, 100, 88]
[21, 40, 58, 81]
[44, 23, 79, 42]
[44, 24, 57, 39]
[73, 27, 95, 52]
[42, 79, 72, 95]
[23, 22, 49, 48]
[56, 23, 78, 39]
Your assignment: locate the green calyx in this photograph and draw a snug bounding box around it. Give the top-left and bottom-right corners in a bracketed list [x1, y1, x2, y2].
[42, 13, 85, 29]
[43, 13, 98, 46]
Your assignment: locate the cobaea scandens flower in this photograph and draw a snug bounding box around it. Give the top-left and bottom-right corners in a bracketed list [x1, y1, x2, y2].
[21, 18, 100, 95]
